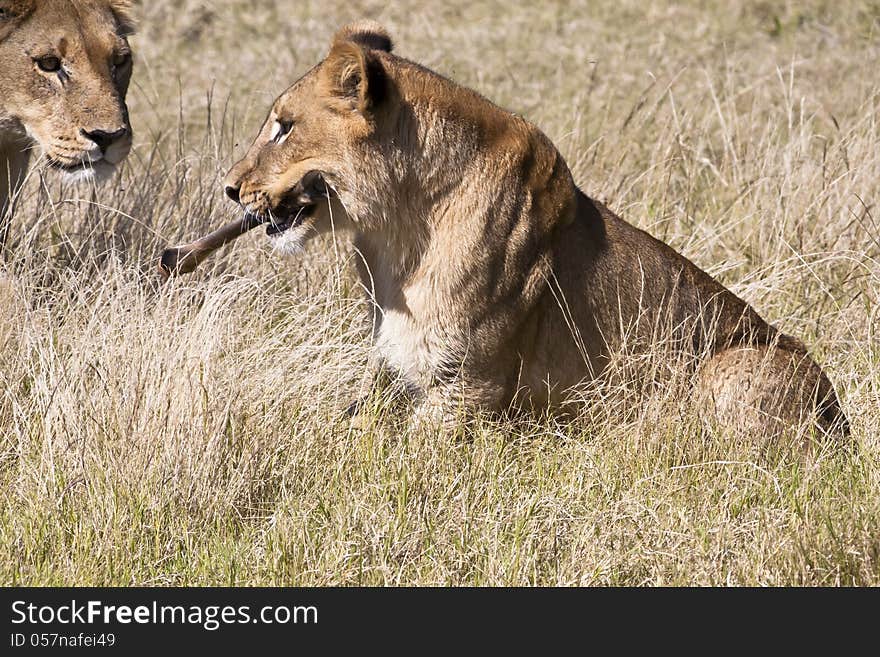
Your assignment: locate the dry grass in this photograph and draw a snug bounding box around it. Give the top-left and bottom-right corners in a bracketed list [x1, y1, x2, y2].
[1, 0, 879, 585]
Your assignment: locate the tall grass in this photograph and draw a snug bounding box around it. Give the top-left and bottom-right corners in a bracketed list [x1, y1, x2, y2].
[0, 0, 878, 585]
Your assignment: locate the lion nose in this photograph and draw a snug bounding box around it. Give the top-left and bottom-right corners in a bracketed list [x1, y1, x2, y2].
[225, 184, 241, 204]
[81, 128, 128, 154]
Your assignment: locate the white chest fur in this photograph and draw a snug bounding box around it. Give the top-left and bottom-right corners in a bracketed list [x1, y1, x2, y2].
[360, 240, 459, 391]
[375, 307, 439, 388]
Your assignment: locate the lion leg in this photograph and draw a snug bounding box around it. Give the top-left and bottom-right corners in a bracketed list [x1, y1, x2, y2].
[346, 353, 388, 417]
[697, 344, 848, 443]
[408, 385, 470, 434]
[408, 379, 507, 434]
[345, 354, 419, 433]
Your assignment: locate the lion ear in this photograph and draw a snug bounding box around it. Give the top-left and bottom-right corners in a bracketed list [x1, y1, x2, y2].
[333, 20, 393, 53]
[321, 39, 384, 115]
[109, 0, 137, 36]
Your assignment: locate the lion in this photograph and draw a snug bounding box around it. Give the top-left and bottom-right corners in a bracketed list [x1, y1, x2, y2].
[222, 21, 848, 439]
[0, 0, 135, 245]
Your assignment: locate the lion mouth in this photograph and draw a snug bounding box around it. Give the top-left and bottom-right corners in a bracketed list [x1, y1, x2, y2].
[265, 204, 315, 236]
[262, 170, 328, 236]
[47, 158, 95, 174]
[46, 155, 114, 178]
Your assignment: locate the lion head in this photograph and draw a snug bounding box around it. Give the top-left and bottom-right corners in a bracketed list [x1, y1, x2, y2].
[222, 21, 398, 254]
[0, 0, 135, 181]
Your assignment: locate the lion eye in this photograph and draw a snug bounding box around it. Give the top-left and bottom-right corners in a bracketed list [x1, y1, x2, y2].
[113, 52, 131, 68]
[111, 52, 131, 79]
[270, 119, 293, 145]
[35, 55, 62, 73]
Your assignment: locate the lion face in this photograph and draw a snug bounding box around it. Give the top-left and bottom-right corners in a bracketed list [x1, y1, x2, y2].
[0, 0, 134, 181]
[223, 23, 394, 254]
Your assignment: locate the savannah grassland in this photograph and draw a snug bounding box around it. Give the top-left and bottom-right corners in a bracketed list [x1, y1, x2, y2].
[1, 0, 879, 586]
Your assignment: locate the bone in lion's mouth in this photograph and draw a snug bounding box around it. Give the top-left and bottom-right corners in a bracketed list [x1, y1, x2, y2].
[265, 205, 313, 236]
[263, 171, 328, 235]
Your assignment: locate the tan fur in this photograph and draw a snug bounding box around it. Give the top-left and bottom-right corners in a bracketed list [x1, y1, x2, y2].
[224, 23, 848, 440]
[0, 0, 135, 244]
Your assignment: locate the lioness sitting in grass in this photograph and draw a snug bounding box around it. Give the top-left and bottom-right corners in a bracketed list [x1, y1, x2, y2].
[222, 21, 847, 439]
[0, 0, 135, 246]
